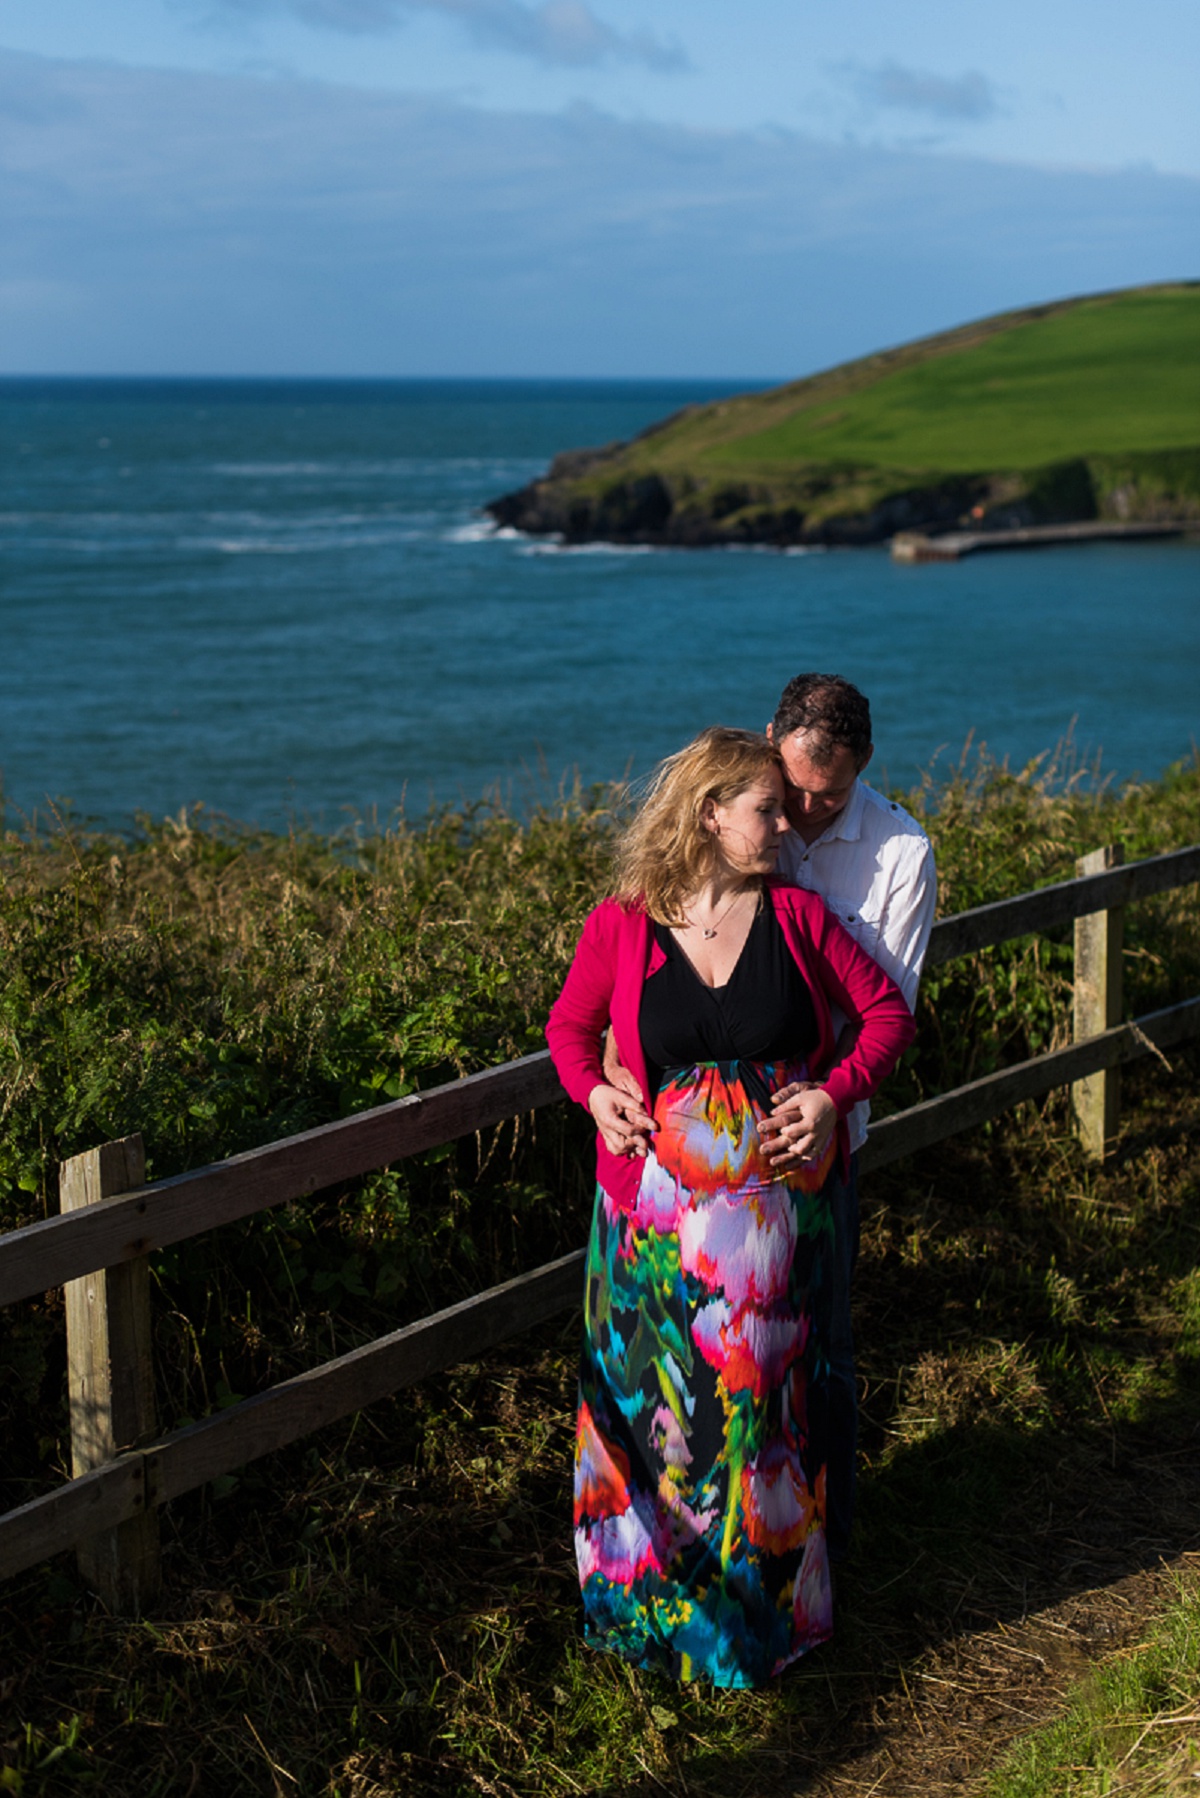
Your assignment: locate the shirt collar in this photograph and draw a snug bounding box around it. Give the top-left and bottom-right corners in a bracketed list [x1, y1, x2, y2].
[807, 777, 866, 849]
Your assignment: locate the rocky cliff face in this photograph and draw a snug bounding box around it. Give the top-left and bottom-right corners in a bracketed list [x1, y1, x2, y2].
[488, 466, 980, 547]
[486, 449, 1200, 549]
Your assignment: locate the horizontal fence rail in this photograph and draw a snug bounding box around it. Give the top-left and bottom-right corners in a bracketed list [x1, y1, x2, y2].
[0, 1054, 563, 1312]
[922, 842, 1200, 967]
[2, 841, 1199, 1596]
[860, 995, 1200, 1172]
[0, 1461, 149, 1586]
[0, 1253, 586, 1583]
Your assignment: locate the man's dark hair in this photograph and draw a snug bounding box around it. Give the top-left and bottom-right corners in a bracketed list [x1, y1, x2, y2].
[772, 674, 872, 768]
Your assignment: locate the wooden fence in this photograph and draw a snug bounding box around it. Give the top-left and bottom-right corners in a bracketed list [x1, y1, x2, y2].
[2, 842, 1199, 1610]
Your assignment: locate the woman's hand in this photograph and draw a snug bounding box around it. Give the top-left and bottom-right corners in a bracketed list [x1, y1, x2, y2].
[587, 1083, 657, 1158]
[761, 1085, 838, 1167]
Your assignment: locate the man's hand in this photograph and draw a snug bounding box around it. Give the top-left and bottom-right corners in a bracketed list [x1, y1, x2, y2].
[587, 1082, 657, 1158]
[761, 1085, 838, 1167]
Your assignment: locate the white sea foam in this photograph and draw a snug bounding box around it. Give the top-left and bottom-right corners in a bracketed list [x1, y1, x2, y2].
[2, 507, 432, 557]
[518, 539, 658, 557]
[713, 540, 826, 556]
[209, 539, 304, 555]
[444, 518, 505, 544]
[189, 524, 425, 555]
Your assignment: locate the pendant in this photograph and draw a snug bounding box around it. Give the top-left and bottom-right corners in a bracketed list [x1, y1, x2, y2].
[702, 927, 717, 939]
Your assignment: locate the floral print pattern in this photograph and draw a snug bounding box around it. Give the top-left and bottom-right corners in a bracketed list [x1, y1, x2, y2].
[574, 1058, 839, 1687]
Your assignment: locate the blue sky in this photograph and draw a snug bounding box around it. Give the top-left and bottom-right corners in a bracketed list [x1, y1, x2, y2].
[2, 0, 1198, 376]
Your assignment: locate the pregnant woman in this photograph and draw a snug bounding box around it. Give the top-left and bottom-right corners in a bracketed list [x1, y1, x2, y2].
[546, 727, 914, 1688]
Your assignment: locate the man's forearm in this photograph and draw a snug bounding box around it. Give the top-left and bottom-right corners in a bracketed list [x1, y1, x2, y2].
[602, 1027, 643, 1096]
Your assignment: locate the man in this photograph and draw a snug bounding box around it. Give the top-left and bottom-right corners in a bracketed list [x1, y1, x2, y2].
[596, 673, 936, 1565]
[761, 673, 935, 1566]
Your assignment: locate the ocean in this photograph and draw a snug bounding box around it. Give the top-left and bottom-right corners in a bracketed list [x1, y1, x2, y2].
[2, 377, 1198, 833]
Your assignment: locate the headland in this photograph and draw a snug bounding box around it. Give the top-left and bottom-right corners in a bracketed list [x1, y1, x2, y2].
[487, 283, 1200, 551]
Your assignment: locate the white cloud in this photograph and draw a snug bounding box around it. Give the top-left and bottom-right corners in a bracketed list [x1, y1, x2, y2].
[193, 0, 686, 69]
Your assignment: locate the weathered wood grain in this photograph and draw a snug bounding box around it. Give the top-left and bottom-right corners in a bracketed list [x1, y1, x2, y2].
[0, 1052, 564, 1309]
[61, 1136, 161, 1610]
[153, 1249, 585, 1503]
[0, 1458, 145, 1585]
[1073, 845, 1124, 1158]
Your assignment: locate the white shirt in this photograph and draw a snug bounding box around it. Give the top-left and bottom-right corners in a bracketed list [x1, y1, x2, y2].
[776, 778, 936, 1152]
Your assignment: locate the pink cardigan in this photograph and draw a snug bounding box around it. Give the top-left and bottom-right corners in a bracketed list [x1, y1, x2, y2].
[546, 878, 916, 1211]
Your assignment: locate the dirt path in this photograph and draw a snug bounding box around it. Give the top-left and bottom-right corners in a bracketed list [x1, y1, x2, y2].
[814, 1560, 1193, 1795]
[797, 1433, 1200, 1797]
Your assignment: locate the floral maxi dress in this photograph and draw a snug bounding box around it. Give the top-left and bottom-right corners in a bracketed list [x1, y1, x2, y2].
[573, 910, 841, 1688]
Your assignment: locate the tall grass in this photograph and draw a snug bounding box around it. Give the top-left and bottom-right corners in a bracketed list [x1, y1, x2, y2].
[3, 743, 1197, 1223]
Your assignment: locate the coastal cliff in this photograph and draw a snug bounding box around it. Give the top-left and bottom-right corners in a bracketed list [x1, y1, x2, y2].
[487, 284, 1200, 548]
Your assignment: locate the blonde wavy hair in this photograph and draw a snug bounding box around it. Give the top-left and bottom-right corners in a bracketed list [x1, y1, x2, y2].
[613, 726, 782, 925]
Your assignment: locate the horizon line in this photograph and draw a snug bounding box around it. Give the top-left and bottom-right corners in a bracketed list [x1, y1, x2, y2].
[0, 371, 780, 386]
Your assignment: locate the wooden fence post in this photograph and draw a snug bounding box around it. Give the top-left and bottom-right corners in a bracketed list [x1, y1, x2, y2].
[1073, 845, 1124, 1159]
[61, 1135, 161, 1612]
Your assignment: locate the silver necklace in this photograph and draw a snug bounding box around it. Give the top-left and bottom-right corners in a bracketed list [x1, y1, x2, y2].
[686, 886, 752, 939]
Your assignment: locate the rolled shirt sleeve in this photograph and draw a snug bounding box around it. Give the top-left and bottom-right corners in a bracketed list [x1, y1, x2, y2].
[871, 830, 937, 1012]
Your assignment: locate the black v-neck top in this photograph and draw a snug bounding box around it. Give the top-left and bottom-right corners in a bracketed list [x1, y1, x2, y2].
[638, 898, 819, 1099]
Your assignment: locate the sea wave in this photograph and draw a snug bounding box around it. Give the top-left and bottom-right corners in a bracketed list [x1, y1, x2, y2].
[191, 525, 427, 555]
[444, 518, 507, 544]
[518, 539, 658, 557]
[2, 509, 433, 556]
[207, 539, 305, 556]
[440, 521, 826, 558]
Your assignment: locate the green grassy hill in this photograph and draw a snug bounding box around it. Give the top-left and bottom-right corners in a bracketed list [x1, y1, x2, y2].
[488, 283, 1200, 546]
